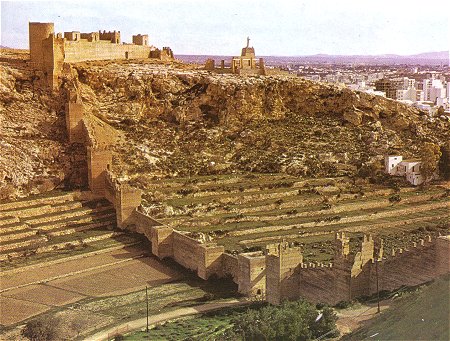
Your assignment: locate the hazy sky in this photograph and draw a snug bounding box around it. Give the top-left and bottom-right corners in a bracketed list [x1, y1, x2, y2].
[1, 0, 449, 56]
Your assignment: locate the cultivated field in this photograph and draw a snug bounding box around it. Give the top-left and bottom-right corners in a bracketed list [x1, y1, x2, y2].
[0, 242, 238, 341]
[143, 173, 449, 261]
[0, 245, 182, 326]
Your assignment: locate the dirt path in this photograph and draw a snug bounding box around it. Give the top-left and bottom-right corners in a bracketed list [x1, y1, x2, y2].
[87, 298, 250, 341]
[336, 300, 391, 336]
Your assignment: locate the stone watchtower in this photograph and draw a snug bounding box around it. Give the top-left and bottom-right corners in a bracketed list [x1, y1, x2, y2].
[29, 22, 54, 68]
[132, 34, 148, 46]
[265, 241, 303, 304]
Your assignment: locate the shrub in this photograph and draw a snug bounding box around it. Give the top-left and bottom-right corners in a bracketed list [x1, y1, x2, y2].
[22, 316, 63, 341]
[229, 300, 338, 340]
[389, 194, 401, 203]
[335, 300, 352, 309]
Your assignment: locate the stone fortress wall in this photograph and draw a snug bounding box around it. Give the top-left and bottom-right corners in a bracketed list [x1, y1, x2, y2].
[64, 89, 449, 305]
[58, 27, 449, 305]
[29, 22, 174, 88]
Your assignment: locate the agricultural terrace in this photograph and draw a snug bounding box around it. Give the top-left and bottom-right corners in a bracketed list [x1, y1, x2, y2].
[142, 174, 449, 261]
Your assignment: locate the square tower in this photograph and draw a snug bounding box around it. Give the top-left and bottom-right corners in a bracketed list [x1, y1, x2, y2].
[132, 34, 148, 46]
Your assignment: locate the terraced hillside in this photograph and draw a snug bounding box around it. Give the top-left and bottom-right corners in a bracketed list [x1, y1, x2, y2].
[144, 174, 449, 261]
[0, 191, 137, 263]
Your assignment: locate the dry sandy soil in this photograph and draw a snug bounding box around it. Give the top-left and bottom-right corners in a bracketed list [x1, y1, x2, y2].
[0, 245, 181, 326]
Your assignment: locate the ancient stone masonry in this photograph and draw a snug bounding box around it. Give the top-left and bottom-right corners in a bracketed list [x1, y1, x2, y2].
[29, 22, 174, 88]
[57, 35, 449, 306]
[204, 37, 266, 76]
[265, 233, 449, 305]
[63, 81, 449, 304]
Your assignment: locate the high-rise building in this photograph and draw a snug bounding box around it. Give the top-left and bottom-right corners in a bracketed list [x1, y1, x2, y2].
[430, 79, 445, 103]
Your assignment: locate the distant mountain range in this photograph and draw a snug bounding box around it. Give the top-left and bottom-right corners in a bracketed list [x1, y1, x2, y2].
[178, 51, 449, 66]
[309, 51, 448, 59]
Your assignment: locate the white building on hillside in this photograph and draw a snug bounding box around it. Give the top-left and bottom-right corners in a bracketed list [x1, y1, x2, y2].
[384, 155, 424, 186]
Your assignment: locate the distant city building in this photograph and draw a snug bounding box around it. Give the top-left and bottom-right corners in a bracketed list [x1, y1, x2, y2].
[430, 79, 446, 103]
[375, 78, 406, 99]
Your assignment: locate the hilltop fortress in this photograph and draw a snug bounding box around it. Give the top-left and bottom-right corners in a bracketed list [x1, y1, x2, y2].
[1, 27, 448, 308]
[29, 22, 174, 88]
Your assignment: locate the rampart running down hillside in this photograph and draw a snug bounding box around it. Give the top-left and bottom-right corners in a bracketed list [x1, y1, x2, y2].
[64, 84, 449, 305]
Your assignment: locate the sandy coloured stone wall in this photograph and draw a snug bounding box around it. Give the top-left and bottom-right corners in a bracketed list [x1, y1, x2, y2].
[222, 253, 239, 280]
[86, 147, 112, 195]
[237, 252, 266, 295]
[29, 22, 174, 88]
[295, 265, 336, 304]
[375, 240, 439, 293]
[65, 101, 84, 143]
[63, 40, 153, 63]
[172, 232, 201, 273]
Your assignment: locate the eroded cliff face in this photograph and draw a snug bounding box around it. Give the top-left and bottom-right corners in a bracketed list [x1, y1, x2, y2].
[1, 50, 449, 200]
[70, 60, 449, 183]
[0, 49, 86, 199]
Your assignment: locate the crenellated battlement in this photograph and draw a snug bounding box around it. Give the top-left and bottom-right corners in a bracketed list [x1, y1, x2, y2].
[29, 22, 174, 89]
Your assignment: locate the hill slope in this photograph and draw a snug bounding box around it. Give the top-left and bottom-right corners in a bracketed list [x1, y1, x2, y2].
[0, 49, 86, 200]
[344, 275, 450, 341]
[1, 49, 449, 199]
[70, 59, 449, 182]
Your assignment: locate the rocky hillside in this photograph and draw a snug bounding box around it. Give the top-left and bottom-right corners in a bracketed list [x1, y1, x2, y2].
[0, 49, 85, 199]
[70, 59, 449, 184]
[1, 49, 449, 199]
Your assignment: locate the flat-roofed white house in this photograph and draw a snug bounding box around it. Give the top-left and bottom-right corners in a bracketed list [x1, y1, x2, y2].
[384, 155, 425, 186]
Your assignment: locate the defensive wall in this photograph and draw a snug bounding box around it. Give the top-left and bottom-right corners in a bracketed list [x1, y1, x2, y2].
[63, 66, 450, 306]
[29, 22, 174, 88]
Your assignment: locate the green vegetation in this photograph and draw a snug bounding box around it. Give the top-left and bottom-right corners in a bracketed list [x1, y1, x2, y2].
[123, 300, 338, 341]
[143, 174, 449, 258]
[21, 316, 64, 341]
[124, 310, 236, 341]
[344, 275, 450, 341]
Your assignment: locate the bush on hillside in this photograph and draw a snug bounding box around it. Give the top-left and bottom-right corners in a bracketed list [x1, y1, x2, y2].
[21, 315, 64, 341]
[226, 300, 338, 340]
